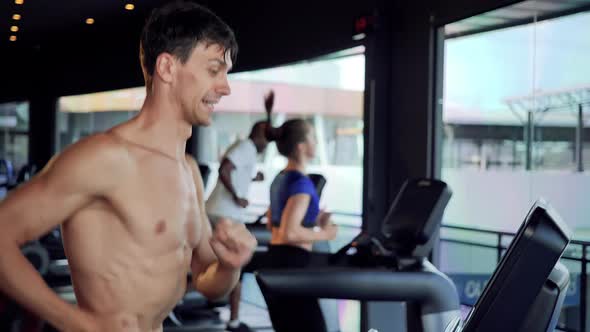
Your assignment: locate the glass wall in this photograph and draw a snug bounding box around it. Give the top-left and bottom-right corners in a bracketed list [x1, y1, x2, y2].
[441, 6, 590, 330]
[0, 101, 29, 198]
[57, 88, 140, 151]
[442, 11, 590, 233]
[197, 50, 366, 235]
[0, 102, 29, 169]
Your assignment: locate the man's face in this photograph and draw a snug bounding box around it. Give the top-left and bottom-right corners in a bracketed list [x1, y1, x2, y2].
[256, 137, 269, 154]
[173, 43, 233, 126]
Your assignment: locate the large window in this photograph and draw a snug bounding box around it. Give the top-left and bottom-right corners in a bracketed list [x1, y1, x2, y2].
[0, 101, 29, 198]
[196, 49, 366, 232]
[442, 10, 590, 233]
[57, 89, 139, 151]
[0, 102, 29, 170]
[440, 5, 590, 330]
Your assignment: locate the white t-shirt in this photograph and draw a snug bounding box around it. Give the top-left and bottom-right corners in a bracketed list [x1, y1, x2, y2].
[206, 139, 258, 222]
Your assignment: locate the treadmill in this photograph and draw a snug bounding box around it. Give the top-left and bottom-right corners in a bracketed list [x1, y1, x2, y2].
[256, 178, 460, 332]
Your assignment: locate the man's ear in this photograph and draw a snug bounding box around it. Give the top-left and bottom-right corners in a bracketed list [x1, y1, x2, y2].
[154, 52, 177, 84]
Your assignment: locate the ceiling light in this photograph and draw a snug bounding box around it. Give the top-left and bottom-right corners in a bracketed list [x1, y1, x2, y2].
[13, 14, 21, 20]
[125, 3, 135, 10]
[86, 18, 95, 25]
[352, 33, 366, 41]
[9, 35, 17, 42]
[15, 0, 24, 4]
[10, 26, 19, 32]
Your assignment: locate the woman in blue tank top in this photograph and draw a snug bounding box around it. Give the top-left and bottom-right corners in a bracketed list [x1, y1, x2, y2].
[260, 94, 338, 332]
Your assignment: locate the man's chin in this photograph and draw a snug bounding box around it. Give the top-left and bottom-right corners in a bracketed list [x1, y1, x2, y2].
[195, 116, 212, 127]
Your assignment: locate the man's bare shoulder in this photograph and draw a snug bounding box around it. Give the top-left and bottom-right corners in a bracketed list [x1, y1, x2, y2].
[44, 132, 133, 185]
[54, 132, 130, 163]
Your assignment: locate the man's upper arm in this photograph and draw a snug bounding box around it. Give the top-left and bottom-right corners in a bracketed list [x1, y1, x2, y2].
[186, 155, 217, 275]
[0, 135, 126, 246]
[224, 142, 246, 168]
[218, 158, 236, 177]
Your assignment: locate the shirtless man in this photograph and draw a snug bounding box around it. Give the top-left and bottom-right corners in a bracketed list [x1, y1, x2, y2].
[0, 2, 256, 331]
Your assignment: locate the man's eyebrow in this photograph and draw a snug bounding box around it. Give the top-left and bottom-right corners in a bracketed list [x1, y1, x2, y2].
[209, 58, 232, 71]
[208, 59, 228, 67]
[208, 58, 233, 71]
[208, 59, 225, 65]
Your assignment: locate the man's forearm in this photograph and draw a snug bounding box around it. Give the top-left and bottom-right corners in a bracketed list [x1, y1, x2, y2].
[194, 262, 240, 300]
[0, 242, 89, 331]
[219, 172, 239, 200]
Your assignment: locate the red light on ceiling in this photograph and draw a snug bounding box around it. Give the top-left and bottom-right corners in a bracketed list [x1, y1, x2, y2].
[354, 15, 375, 37]
[355, 17, 368, 33]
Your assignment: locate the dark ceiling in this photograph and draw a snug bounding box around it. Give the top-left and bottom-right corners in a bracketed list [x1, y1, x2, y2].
[1, 0, 589, 102]
[0, 0, 374, 100]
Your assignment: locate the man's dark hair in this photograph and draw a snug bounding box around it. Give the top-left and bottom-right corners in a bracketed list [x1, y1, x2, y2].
[140, 1, 238, 80]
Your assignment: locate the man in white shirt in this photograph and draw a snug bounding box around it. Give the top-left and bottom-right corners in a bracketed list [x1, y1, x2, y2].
[205, 91, 274, 332]
[206, 121, 267, 222]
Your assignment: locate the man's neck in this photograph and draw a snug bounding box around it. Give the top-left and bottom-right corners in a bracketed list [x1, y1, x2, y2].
[131, 94, 192, 160]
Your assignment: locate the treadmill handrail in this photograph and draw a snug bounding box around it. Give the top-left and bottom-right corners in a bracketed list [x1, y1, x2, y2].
[256, 260, 459, 315]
